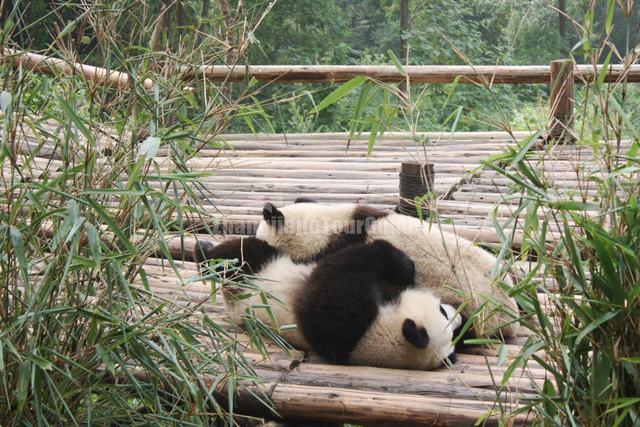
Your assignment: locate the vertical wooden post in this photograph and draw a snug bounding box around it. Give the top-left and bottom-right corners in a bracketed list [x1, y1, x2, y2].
[398, 162, 434, 217]
[547, 58, 574, 143]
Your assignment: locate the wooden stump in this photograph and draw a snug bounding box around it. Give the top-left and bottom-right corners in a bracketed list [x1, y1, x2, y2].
[398, 162, 434, 217]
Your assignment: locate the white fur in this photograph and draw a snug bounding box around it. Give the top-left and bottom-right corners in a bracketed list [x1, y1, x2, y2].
[255, 202, 519, 338]
[222, 256, 314, 350]
[350, 289, 461, 369]
[256, 203, 357, 260]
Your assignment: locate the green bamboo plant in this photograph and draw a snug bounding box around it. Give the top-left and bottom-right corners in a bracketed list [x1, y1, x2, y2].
[483, 2, 640, 425]
[0, 1, 280, 424]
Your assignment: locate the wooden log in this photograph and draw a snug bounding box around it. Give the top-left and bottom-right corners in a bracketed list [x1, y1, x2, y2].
[6, 50, 640, 95]
[547, 59, 575, 142]
[216, 130, 530, 142]
[184, 63, 640, 84]
[3, 50, 155, 90]
[215, 381, 527, 426]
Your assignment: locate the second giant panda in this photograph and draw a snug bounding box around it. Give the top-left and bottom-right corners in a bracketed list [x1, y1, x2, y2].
[255, 200, 519, 338]
[193, 237, 460, 370]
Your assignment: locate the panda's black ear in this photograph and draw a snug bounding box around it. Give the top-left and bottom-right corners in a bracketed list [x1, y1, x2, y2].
[402, 319, 429, 349]
[263, 202, 285, 230]
[294, 197, 317, 203]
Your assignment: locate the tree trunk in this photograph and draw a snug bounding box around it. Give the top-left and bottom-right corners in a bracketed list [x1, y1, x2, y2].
[558, 0, 566, 52]
[198, 0, 211, 41]
[399, 0, 410, 62]
[399, 0, 410, 92]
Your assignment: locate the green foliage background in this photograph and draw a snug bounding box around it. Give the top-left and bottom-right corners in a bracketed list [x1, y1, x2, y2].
[8, 0, 640, 133]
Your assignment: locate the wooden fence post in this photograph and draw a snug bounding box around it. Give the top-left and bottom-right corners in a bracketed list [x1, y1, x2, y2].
[547, 58, 575, 143]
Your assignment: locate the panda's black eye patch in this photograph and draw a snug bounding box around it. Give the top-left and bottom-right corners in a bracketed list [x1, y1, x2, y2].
[440, 305, 448, 319]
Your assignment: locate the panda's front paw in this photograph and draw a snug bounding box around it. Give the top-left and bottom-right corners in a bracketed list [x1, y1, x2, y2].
[370, 239, 415, 287]
[391, 251, 415, 287]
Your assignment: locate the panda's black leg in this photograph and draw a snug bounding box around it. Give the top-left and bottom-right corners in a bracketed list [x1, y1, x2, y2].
[314, 240, 415, 292]
[366, 239, 415, 288]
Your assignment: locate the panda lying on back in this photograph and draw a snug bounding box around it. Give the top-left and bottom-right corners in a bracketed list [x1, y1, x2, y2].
[256, 199, 519, 339]
[194, 237, 460, 370]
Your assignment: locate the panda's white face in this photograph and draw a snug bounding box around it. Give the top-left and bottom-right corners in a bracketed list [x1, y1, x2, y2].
[349, 289, 461, 370]
[256, 202, 358, 261]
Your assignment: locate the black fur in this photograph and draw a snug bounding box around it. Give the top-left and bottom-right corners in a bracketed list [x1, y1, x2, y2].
[262, 202, 285, 231]
[439, 305, 448, 319]
[192, 237, 278, 277]
[294, 197, 317, 203]
[193, 240, 216, 265]
[402, 319, 430, 349]
[306, 205, 390, 262]
[294, 239, 416, 364]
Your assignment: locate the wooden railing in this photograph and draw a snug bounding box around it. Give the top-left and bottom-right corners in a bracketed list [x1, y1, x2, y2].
[4, 50, 640, 141]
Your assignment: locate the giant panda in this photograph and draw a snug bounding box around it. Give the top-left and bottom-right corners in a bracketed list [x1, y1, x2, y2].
[255, 200, 519, 339]
[193, 237, 461, 370]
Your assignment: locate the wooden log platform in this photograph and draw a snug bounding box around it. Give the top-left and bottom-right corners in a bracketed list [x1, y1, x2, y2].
[7, 121, 633, 424]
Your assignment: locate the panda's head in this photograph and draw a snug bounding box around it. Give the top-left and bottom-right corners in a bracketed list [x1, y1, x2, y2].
[256, 200, 360, 261]
[350, 288, 461, 370]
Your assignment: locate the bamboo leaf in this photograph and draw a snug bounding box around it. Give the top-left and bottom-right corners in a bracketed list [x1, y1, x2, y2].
[443, 75, 461, 108]
[575, 310, 619, 346]
[84, 197, 137, 255]
[367, 118, 380, 156]
[55, 96, 96, 147]
[0, 91, 11, 113]
[84, 222, 101, 262]
[310, 76, 368, 114]
[10, 226, 29, 285]
[549, 201, 599, 211]
[598, 51, 612, 87]
[605, 0, 615, 33]
[387, 49, 407, 76]
[17, 360, 31, 413]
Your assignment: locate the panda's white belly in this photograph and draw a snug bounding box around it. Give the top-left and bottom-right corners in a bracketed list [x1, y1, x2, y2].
[222, 256, 314, 349]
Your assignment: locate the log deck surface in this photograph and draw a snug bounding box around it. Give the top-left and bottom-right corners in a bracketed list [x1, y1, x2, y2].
[143, 131, 629, 425]
[9, 124, 634, 425]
